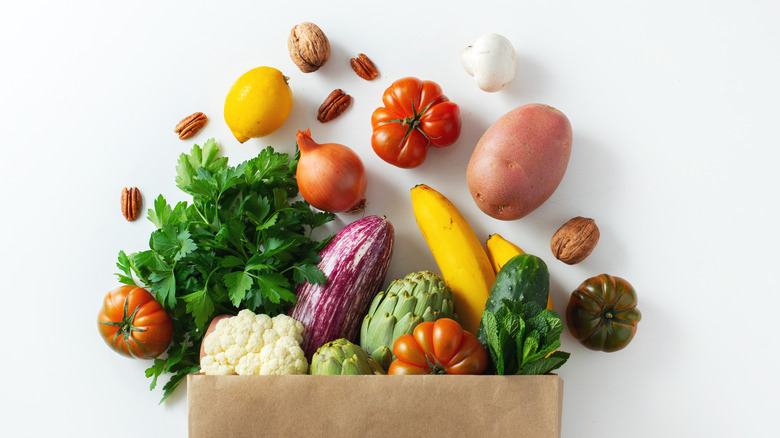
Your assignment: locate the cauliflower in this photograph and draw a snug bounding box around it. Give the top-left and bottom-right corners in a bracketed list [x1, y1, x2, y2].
[200, 309, 308, 375]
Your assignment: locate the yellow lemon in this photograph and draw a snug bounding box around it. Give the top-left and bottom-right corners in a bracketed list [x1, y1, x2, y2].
[224, 66, 293, 143]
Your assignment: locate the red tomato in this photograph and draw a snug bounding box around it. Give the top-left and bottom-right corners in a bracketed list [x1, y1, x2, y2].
[98, 285, 173, 359]
[388, 318, 488, 375]
[371, 77, 461, 168]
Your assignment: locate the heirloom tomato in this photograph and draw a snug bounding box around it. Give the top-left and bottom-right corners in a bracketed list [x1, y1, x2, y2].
[566, 274, 642, 352]
[388, 318, 487, 375]
[371, 77, 461, 168]
[98, 285, 173, 359]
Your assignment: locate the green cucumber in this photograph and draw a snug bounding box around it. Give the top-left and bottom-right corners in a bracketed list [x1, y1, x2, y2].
[478, 253, 550, 344]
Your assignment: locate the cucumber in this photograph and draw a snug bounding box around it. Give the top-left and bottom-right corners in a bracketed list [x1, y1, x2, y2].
[478, 253, 549, 343]
[485, 254, 549, 312]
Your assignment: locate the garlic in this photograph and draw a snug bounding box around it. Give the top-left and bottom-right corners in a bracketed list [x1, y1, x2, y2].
[461, 33, 517, 92]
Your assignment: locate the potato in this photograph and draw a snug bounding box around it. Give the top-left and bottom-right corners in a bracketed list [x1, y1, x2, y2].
[466, 103, 572, 220]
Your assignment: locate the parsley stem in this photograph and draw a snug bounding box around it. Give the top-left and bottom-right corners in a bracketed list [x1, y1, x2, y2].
[192, 204, 218, 231]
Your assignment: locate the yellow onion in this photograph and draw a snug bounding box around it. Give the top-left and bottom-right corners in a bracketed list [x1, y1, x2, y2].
[296, 129, 367, 213]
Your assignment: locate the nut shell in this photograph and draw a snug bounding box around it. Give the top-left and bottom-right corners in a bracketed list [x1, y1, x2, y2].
[317, 89, 352, 122]
[287, 22, 330, 73]
[350, 53, 379, 80]
[120, 187, 142, 222]
[174, 112, 208, 140]
[550, 217, 599, 264]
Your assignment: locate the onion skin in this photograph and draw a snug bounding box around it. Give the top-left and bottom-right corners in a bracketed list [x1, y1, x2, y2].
[296, 129, 367, 213]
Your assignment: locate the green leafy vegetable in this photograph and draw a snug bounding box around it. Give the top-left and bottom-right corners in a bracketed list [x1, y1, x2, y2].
[117, 139, 334, 402]
[481, 300, 570, 375]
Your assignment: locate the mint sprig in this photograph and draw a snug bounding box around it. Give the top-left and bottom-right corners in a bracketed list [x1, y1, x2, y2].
[481, 300, 570, 375]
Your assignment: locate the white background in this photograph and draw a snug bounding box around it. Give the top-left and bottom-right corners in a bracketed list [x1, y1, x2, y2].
[2, 1, 778, 436]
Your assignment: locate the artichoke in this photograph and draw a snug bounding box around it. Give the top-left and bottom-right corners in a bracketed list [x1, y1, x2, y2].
[360, 270, 456, 370]
[310, 339, 386, 375]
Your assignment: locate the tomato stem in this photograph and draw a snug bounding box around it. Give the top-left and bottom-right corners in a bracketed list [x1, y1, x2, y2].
[100, 296, 148, 347]
[424, 354, 447, 375]
[591, 291, 638, 328]
[377, 98, 443, 146]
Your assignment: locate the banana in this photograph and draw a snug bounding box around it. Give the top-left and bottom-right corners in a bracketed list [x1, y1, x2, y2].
[410, 184, 495, 335]
[485, 233, 554, 311]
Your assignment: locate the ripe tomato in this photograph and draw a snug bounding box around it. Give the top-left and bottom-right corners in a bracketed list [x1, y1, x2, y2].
[371, 77, 461, 168]
[388, 318, 488, 375]
[98, 285, 173, 359]
[566, 274, 642, 352]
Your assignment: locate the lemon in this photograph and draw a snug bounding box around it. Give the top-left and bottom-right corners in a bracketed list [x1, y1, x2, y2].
[224, 66, 293, 143]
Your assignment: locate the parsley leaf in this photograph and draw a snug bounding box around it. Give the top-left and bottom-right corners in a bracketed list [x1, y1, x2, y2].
[150, 224, 197, 261]
[254, 272, 293, 304]
[115, 250, 137, 286]
[293, 263, 327, 285]
[182, 288, 215, 328]
[224, 270, 253, 306]
[149, 268, 177, 308]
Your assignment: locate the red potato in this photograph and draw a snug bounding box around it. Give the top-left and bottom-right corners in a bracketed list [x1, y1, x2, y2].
[467, 104, 572, 220]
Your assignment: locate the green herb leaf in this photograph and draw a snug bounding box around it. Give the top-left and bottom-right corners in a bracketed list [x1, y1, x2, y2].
[501, 310, 522, 339]
[149, 268, 177, 308]
[220, 255, 245, 269]
[145, 358, 165, 390]
[148, 195, 172, 228]
[293, 263, 327, 285]
[150, 225, 196, 262]
[254, 272, 294, 304]
[176, 139, 228, 192]
[521, 330, 541, 365]
[542, 309, 564, 345]
[224, 270, 253, 306]
[480, 299, 570, 376]
[182, 288, 214, 329]
[518, 351, 571, 375]
[115, 250, 137, 286]
[481, 310, 503, 374]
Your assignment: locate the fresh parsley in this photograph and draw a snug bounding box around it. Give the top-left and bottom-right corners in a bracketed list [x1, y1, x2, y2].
[480, 300, 571, 375]
[116, 139, 334, 402]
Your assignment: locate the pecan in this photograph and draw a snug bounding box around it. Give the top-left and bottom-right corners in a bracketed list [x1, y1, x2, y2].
[317, 89, 352, 123]
[350, 53, 379, 80]
[121, 187, 142, 222]
[550, 217, 600, 264]
[288, 22, 331, 73]
[174, 112, 208, 140]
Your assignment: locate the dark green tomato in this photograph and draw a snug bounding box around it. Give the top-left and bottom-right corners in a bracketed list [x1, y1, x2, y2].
[566, 274, 641, 352]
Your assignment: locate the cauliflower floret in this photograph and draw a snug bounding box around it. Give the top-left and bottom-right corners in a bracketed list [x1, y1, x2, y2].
[200, 309, 308, 376]
[199, 355, 233, 375]
[271, 314, 305, 343]
[235, 336, 308, 375]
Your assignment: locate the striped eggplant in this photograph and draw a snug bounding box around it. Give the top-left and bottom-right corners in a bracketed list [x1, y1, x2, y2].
[290, 215, 394, 359]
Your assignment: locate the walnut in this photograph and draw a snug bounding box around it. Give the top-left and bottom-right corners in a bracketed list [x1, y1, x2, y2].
[287, 22, 331, 73]
[550, 217, 600, 264]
